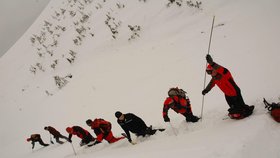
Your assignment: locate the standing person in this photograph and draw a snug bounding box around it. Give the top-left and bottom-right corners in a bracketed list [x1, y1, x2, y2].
[66, 126, 95, 146]
[163, 87, 200, 123]
[115, 111, 164, 144]
[26, 134, 49, 149]
[44, 126, 68, 144]
[86, 118, 125, 145]
[202, 54, 254, 119]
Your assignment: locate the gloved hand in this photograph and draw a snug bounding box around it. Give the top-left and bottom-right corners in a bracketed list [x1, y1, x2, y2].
[80, 141, 85, 146]
[130, 141, 137, 145]
[202, 89, 209, 95]
[68, 139, 72, 143]
[164, 116, 170, 122]
[206, 54, 214, 65]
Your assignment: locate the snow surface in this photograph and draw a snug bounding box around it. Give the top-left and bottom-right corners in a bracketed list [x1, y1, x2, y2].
[0, 0, 280, 158]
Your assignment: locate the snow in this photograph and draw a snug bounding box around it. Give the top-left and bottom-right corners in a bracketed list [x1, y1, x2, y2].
[0, 0, 280, 158]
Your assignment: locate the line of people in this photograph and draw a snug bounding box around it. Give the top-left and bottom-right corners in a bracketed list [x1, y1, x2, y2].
[27, 113, 166, 149]
[27, 55, 254, 149]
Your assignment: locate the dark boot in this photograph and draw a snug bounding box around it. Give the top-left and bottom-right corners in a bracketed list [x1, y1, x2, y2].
[185, 114, 200, 122]
[56, 137, 64, 144]
[243, 105, 254, 117]
[145, 126, 157, 135]
[228, 105, 254, 119]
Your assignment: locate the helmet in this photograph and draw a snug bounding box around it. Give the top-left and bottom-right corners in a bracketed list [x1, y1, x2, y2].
[168, 87, 179, 97]
[66, 127, 73, 134]
[115, 111, 122, 118]
[86, 119, 92, 126]
[44, 126, 48, 130]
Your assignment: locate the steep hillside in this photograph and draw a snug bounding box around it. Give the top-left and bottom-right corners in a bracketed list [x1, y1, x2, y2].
[0, 0, 280, 157]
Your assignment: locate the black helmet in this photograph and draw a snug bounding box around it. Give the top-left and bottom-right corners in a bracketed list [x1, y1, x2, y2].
[115, 111, 122, 118]
[168, 87, 179, 97]
[44, 126, 48, 130]
[86, 119, 92, 125]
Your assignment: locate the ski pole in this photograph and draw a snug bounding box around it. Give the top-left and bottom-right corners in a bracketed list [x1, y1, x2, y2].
[201, 15, 215, 121]
[168, 122, 177, 136]
[70, 142, 77, 156]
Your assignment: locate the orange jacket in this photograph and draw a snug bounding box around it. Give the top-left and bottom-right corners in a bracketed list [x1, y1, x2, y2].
[163, 96, 192, 119]
[69, 126, 91, 140]
[206, 63, 240, 96]
[90, 118, 112, 142]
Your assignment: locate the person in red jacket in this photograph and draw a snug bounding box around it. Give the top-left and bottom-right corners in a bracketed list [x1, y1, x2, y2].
[202, 54, 254, 119]
[26, 134, 49, 149]
[86, 118, 125, 145]
[44, 126, 69, 144]
[163, 87, 200, 123]
[66, 126, 95, 146]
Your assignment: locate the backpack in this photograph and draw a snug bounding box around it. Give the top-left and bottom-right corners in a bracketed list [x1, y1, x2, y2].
[168, 87, 188, 99]
[263, 98, 280, 122]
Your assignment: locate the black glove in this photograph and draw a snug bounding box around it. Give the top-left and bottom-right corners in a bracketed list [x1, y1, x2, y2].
[68, 139, 72, 143]
[206, 54, 214, 65]
[164, 116, 170, 122]
[80, 141, 85, 146]
[202, 89, 208, 95]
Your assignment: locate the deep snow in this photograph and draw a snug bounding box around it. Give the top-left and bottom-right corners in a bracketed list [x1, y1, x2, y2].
[0, 0, 280, 158]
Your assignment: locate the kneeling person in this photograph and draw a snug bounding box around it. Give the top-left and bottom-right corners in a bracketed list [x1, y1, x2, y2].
[86, 118, 125, 145]
[163, 87, 200, 123]
[115, 111, 164, 143]
[66, 126, 95, 146]
[26, 134, 49, 149]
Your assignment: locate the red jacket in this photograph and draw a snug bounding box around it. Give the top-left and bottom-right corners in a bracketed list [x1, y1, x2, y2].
[206, 63, 239, 96]
[90, 119, 112, 142]
[69, 126, 90, 140]
[163, 96, 192, 119]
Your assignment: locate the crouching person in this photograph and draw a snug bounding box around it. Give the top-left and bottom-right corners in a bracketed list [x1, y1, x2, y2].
[86, 118, 125, 145]
[115, 111, 164, 144]
[44, 126, 68, 144]
[163, 87, 200, 123]
[66, 126, 95, 146]
[26, 134, 49, 149]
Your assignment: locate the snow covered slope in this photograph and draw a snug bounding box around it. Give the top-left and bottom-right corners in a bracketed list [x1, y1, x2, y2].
[0, 0, 280, 157]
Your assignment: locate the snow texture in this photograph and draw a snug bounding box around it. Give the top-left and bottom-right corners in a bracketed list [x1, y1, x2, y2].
[0, 0, 280, 158]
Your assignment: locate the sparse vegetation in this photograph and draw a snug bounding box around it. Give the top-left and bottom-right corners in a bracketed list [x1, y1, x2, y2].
[128, 25, 141, 41]
[27, 0, 203, 94]
[54, 74, 72, 89]
[105, 12, 121, 39]
[167, 0, 202, 9]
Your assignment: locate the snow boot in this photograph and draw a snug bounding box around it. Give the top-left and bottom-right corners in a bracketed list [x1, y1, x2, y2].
[185, 114, 200, 122]
[228, 105, 254, 119]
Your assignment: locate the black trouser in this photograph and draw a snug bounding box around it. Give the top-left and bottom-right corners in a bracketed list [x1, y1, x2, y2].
[38, 138, 49, 146]
[55, 134, 68, 144]
[225, 91, 248, 113]
[135, 127, 157, 137]
[81, 134, 94, 144]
